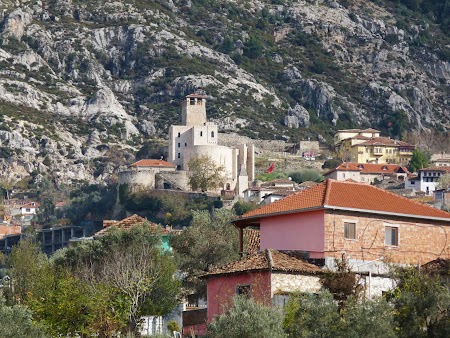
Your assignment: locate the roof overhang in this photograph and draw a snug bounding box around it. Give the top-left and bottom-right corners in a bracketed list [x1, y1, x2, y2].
[323, 205, 450, 223]
[233, 206, 325, 227]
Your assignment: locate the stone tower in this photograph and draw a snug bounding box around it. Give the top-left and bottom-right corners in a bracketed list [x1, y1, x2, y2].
[182, 94, 207, 126]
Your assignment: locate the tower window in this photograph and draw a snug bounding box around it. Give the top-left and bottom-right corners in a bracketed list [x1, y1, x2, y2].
[211, 131, 215, 138]
[177, 153, 180, 159]
[185, 143, 187, 146]
[200, 131, 203, 137]
[177, 132, 180, 137]
[178, 143, 180, 148]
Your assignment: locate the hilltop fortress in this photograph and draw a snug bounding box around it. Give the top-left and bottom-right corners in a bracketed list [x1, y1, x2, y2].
[119, 94, 255, 197]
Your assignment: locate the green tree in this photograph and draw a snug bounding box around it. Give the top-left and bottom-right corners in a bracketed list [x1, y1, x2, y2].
[284, 291, 396, 338]
[289, 169, 324, 184]
[208, 296, 287, 338]
[58, 224, 180, 335]
[170, 209, 238, 302]
[9, 239, 53, 303]
[284, 291, 340, 338]
[188, 155, 225, 192]
[437, 173, 450, 190]
[387, 267, 450, 338]
[322, 158, 342, 170]
[0, 294, 47, 338]
[232, 200, 257, 216]
[243, 36, 264, 59]
[408, 148, 429, 172]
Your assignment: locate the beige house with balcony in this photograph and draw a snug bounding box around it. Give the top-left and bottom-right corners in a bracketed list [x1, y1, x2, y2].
[335, 129, 414, 164]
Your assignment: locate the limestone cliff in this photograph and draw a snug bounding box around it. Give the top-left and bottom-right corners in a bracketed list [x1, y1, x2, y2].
[0, 0, 448, 185]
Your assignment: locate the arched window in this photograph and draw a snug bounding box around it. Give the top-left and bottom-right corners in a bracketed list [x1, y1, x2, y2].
[211, 131, 215, 138]
[177, 132, 181, 137]
[200, 131, 203, 137]
[177, 153, 181, 159]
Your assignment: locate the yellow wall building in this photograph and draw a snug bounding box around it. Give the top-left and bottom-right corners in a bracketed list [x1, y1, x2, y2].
[335, 129, 415, 164]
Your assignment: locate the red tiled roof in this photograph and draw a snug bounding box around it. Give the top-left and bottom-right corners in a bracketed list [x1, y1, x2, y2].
[327, 162, 409, 175]
[239, 180, 450, 222]
[418, 166, 450, 173]
[202, 249, 321, 277]
[129, 159, 175, 168]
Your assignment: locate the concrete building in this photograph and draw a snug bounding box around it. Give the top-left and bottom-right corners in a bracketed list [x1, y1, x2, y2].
[335, 129, 415, 164]
[168, 94, 255, 196]
[405, 166, 450, 195]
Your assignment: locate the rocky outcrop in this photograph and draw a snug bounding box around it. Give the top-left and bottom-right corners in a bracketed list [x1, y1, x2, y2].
[0, 0, 448, 185]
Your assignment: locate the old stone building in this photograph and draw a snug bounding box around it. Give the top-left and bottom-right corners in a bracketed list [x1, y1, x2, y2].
[168, 94, 255, 196]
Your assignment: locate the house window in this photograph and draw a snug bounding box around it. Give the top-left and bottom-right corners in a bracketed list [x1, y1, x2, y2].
[385, 226, 398, 246]
[177, 153, 180, 159]
[26, 208, 31, 212]
[236, 284, 251, 298]
[344, 222, 356, 240]
[211, 131, 215, 138]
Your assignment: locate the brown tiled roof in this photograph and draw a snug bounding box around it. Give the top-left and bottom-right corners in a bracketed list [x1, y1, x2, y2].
[129, 159, 175, 168]
[338, 128, 380, 133]
[327, 162, 409, 175]
[185, 93, 207, 98]
[262, 178, 294, 186]
[243, 229, 260, 254]
[96, 214, 162, 236]
[355, 137, 413, 147]
[202, 249, 321, 277]
[418, 166, 450, 173]
[239, 180, 450, 222]
[422, 258, 450, 276]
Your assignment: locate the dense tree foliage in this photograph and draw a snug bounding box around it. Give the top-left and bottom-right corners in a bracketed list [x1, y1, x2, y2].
[408, 148, 430, 172]
[7, 225, 179, 337]
[284, 291, 396, 338]
[288, 169, 324, 184]
[386, 267, 450, 338]
[188, 155, 226, 192]
[208, 296, 287, 338]
[170, 209, 238, 302]
[0, 294, 47, 338]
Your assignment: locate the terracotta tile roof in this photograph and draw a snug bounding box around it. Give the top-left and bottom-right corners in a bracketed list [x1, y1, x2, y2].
[96, 214, 171, 236]
[327, 162, 409, 175]
[202, 249, 321, 277]
[418, 166, 450, 173]
[185, 93, 207, 98]
[262, 178, 294, 186]
[338, 128, 380, 133]
[355, 137, 413, 147]
[243, 229, 260, 254]
[129, 159, 175, 168]
[239, 179, 450, 222]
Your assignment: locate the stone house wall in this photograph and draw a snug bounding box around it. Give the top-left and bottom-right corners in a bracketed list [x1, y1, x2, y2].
[324, 210, 450, 265]
[271, 272, 322, 297]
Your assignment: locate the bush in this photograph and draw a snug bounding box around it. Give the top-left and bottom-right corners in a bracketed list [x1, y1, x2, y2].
[288, 169, 324, 183]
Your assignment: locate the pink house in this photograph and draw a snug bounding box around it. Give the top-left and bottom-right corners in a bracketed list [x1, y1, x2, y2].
[203, 179, 450, 324]
[202, 249, 322, 322]
[234, 179, 450, 265]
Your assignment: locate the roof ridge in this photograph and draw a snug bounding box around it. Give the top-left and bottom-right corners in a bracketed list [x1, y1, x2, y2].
[329, 181, 450, 217]
[266, 248, 274, 270]
[323, 179, 333, 205]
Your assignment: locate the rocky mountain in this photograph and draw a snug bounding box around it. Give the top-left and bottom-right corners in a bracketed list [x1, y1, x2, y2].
[0, 0, 449, 186]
